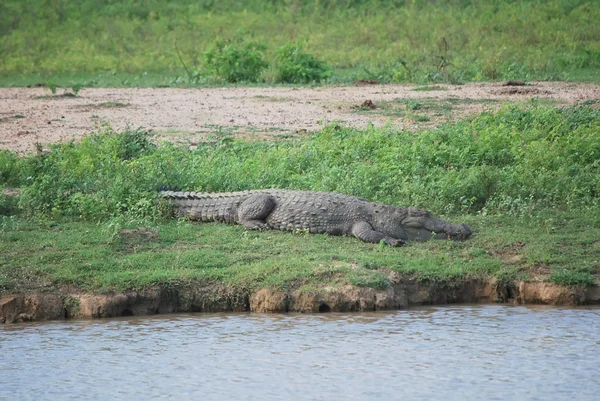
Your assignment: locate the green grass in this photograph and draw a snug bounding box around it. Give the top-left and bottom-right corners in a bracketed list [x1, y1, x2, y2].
[1, 211, 597, 293]
[1, 103, 599, 293]
[1, 0, 599, 86]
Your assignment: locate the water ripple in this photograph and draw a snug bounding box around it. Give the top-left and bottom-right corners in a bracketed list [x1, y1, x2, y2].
[1, 305, 599, 401]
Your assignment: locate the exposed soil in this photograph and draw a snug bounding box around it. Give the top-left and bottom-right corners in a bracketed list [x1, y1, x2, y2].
[1, 81, 599, 153]
[2, 276, 599, 323]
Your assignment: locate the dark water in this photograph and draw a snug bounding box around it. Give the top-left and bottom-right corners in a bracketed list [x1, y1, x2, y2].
[1, 305, 599, 401]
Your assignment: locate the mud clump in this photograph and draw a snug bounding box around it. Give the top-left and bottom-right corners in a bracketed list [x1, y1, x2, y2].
[354, 80, 379, 86]
[0, 294, 64, 323]
[513, 281, 599, 305]
[250, 288, 288, 312]
[493, 86, 551, 96]
[287, 286, 401, 313]
[76, 290, 179, 318]
[501, 80, 527, 86]
[354, 99, 378, 110]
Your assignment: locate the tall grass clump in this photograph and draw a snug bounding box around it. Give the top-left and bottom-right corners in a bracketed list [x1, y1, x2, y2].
[3, 104, 599, 221]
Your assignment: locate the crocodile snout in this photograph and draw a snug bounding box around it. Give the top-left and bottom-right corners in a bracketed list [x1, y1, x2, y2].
[452, 224, 472, 240]
[432, 223, 473, 240]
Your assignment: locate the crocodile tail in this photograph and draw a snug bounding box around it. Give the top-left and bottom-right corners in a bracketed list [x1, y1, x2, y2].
[160, 191, 247, 223]
[160, 191, 204, 200]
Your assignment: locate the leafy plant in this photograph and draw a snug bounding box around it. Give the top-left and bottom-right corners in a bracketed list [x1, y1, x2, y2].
[71, 84, 83, 95]
[0, 150, 23, 186]
[204, 31, 267, 82]
[42, 82, 82, 97]
[274, 41, 329, 83]
[48, 82, 57, 94]
[0, 193, 19, 216]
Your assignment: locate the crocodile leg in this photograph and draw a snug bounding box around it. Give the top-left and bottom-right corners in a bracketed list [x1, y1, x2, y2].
[352, 221, 405, 247]
[237, 193, 277, 230]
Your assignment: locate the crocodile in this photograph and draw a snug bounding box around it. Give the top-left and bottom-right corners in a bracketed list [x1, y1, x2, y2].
[161, 189, 472, 246]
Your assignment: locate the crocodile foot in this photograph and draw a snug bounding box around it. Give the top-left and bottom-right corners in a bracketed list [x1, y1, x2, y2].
[241, 220, 269, 230]
[385, 238, 406, 247]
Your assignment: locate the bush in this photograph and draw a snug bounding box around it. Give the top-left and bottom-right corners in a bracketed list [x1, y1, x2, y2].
[204, 31, 267, 83]
[0, 193, 19, 216]
[0, 150, 25, 187]
[16, 126, 159, 220]
[274, 41, 330, 83]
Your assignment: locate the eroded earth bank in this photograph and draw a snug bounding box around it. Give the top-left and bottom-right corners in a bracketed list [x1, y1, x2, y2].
[3, 277, 600, 323]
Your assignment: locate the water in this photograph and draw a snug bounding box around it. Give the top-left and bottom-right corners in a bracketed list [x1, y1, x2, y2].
[1, 305, 599, 401]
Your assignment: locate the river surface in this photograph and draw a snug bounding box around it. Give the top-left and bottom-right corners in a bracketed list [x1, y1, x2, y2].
[1, 305, 599, 401]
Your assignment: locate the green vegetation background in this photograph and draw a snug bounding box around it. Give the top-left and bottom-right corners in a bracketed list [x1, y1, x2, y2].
[1, 0, 599, 86]
[1, 0, 599, 295]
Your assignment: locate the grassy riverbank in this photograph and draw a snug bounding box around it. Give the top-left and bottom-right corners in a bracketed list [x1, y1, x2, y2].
[1, 0, 599, 87]
[0, 212, 598, 294]
[1, 103, 599, 294]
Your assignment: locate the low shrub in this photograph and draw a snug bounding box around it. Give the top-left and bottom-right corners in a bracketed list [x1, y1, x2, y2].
[204, 31, 267, 83]
[0, 150, 24, 187]
[274, 41, 330, 83]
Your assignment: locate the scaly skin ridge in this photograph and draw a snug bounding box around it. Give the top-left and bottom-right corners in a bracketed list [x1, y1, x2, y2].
[160, 190, 472, 245]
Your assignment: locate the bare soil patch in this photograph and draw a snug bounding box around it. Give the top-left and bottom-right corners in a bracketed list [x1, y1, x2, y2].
[1, 82, 599, 153]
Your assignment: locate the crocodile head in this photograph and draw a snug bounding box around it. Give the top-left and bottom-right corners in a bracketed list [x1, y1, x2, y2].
[375, 207, 473, 241]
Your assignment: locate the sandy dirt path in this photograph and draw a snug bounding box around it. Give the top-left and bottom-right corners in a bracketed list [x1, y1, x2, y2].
[1, 81, 599, 153]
